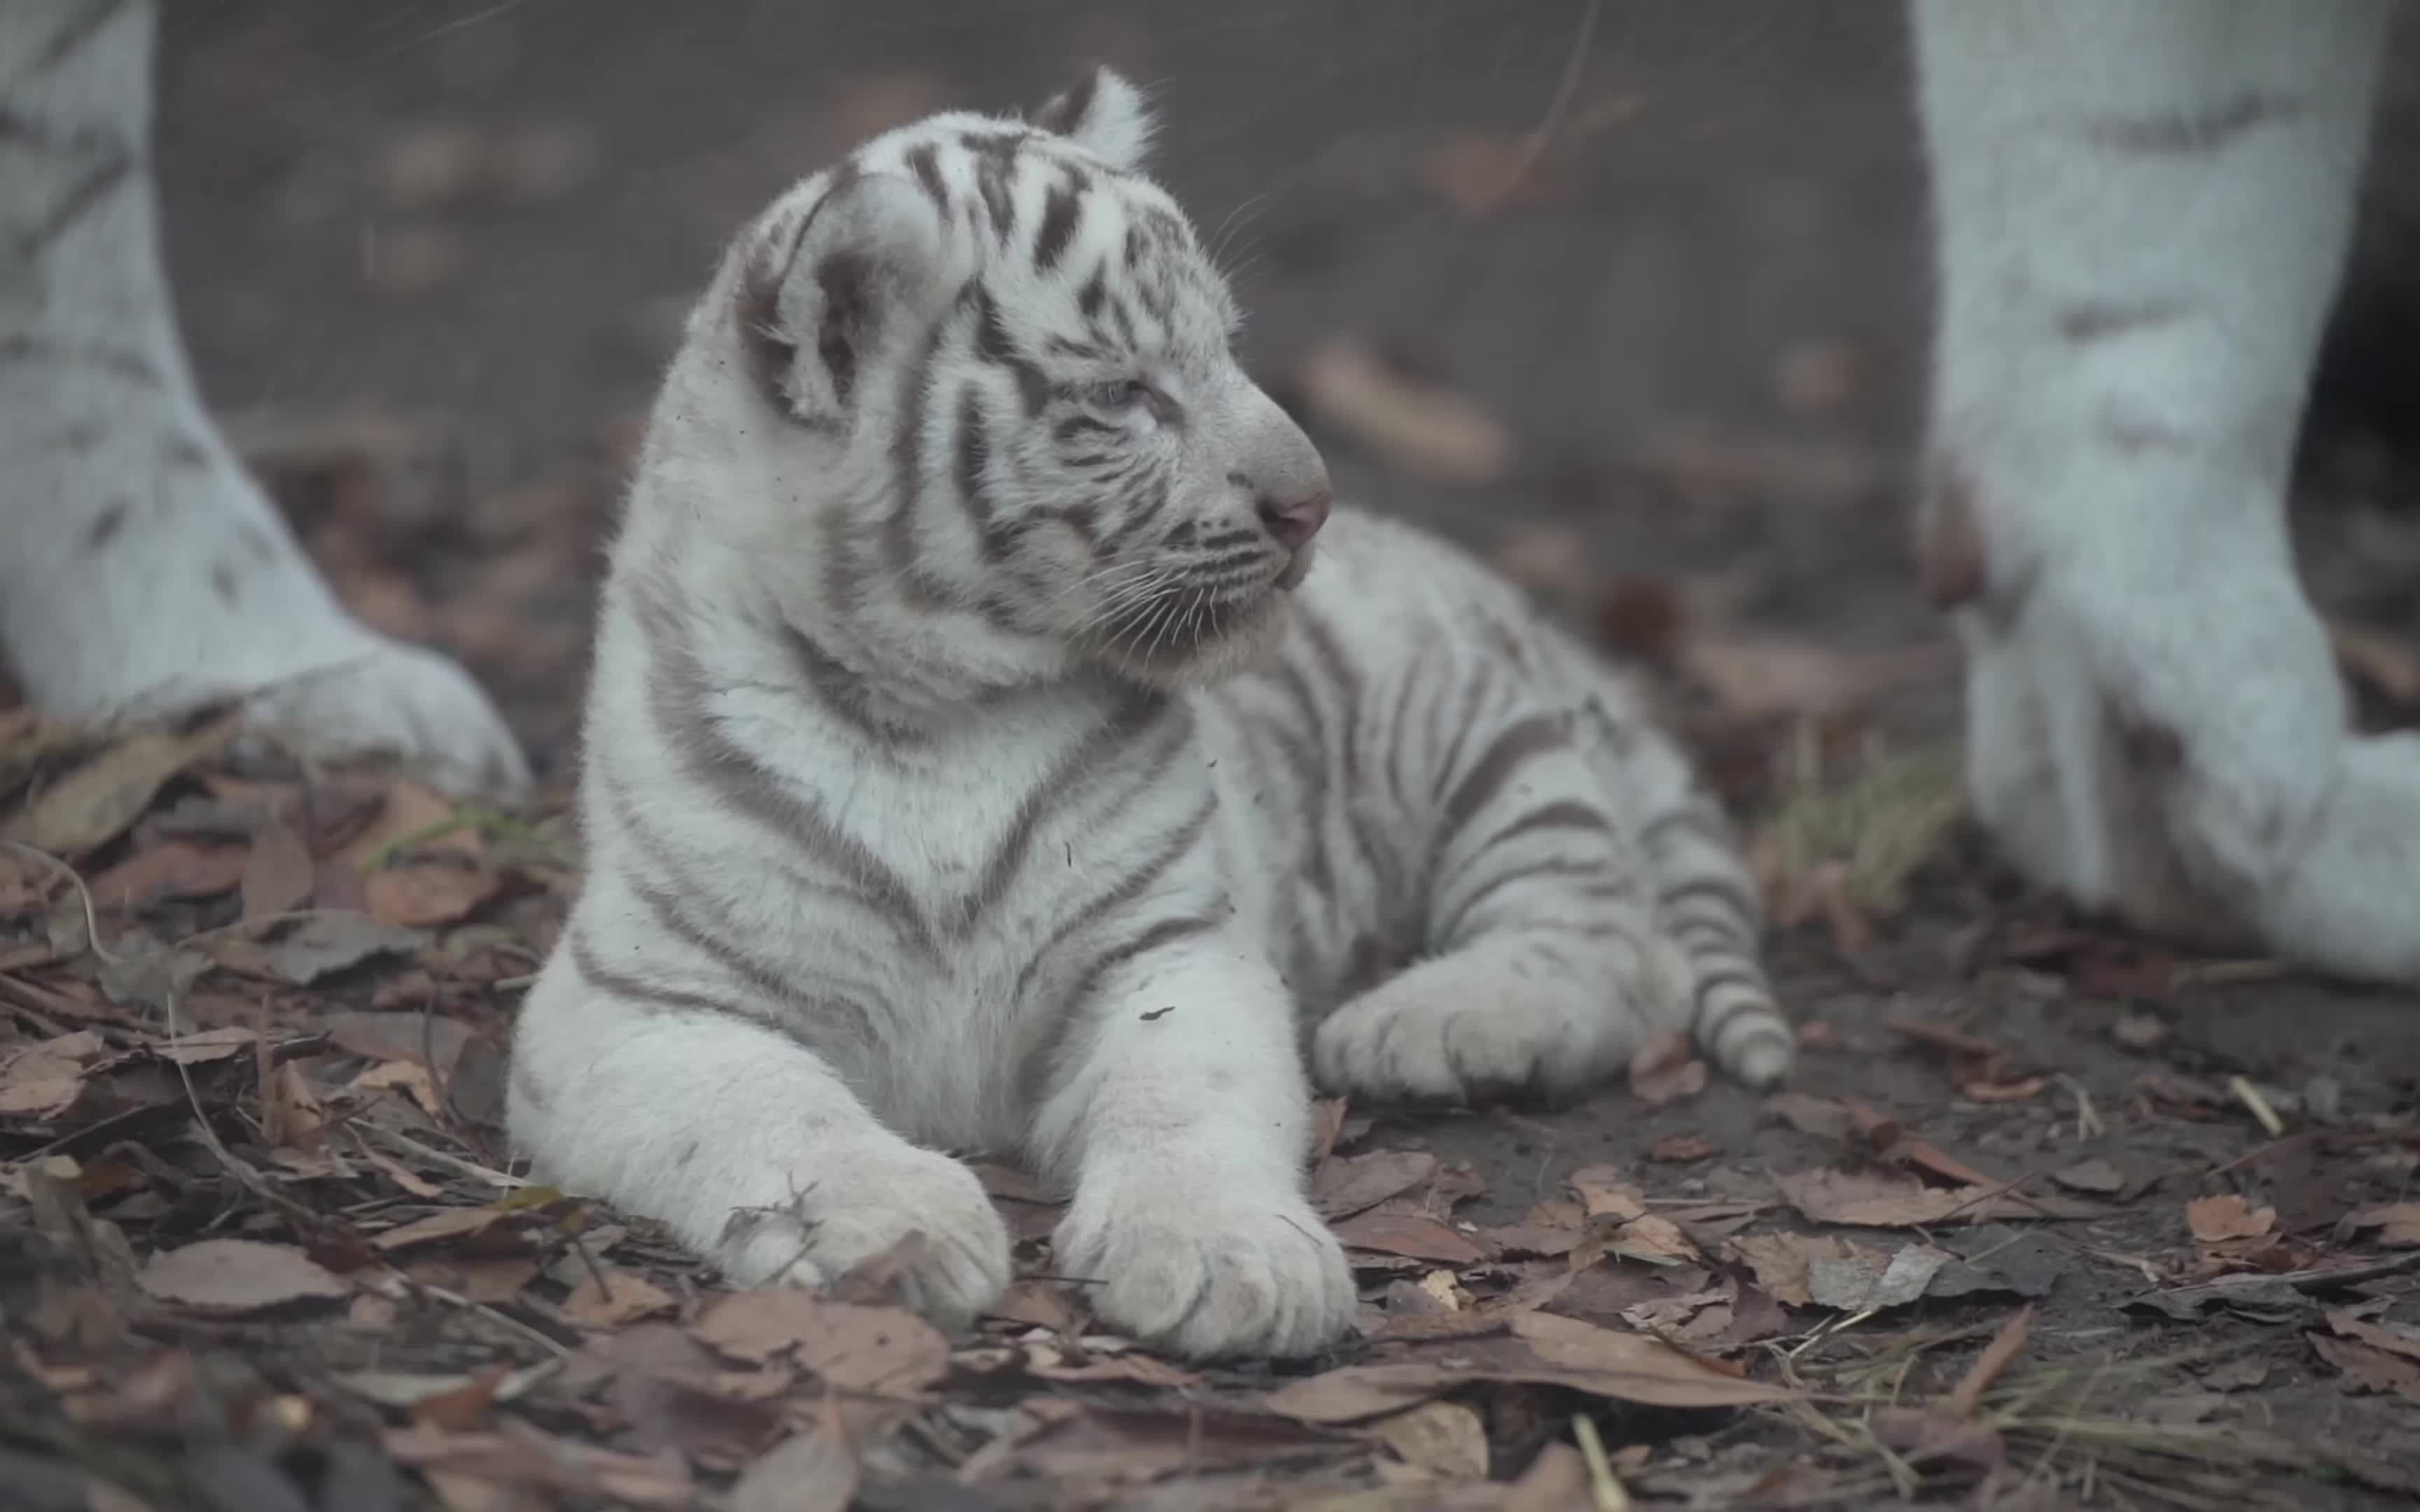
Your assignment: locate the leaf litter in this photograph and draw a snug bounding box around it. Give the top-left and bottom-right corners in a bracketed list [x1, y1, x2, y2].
[11, 645, 2420, 1508]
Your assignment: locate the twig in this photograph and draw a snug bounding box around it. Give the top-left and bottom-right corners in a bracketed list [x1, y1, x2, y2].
[2227, 1075, 2284, 1138]
[1, 839, 127, 965]
[1945, 1307, 2031, 1417]
[354, 1120, 531, 1189]
[1571, 1415, 1631, 1511]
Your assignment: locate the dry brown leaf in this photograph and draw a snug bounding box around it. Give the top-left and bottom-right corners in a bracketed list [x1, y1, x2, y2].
[1627, 1032, 1708, 1107]
[365, 858, 500, 928]
[689, 1292, 951, 1395]
[1264, 1310, 1793, 1424]
[1369, 1399, 1489, 1481]
[2186, 1194, 2278, 1244]
[2311, 1332, 2420, 1406]
[1331, 1210, 1490, 1266]
[1725, 1231, 1861, 1309]
[1648, 1134, 1718, 1164]
[354, 1058, 445, 1119]
[1840, 1098, 1998, 1188]
[1776, 1168, 2106, 1228]
[1, 715, 237, 857]
[1295, 337, 1511, 486]
[564, 1268, 678, 1327]
[2052, 1158, 2127, 1196]
[2325, 1310, 2420, 1365]
[336, 780, 483, 869]
[371, 1205, 516, 1252]
[1019, 1345, 1201, 1389]
[2348, 1203, 2420, 1248]
[1806, 1242, 1953, 1312]
[1607, 1214, 1704, 1267]
[1306, 1096, 1351, 1164]
[408, 1363, 512, 1433]
[986, 1280, 1077, 1334]
[241, 821, 317, 923]
[1566, 1166, 1646, 1224]
[730, 1424, 862, 1512]
[138, 1239, 349, 1314]
[87, 840, 249, 909]
[383, 1424, 692, 1507]
[1312, 1149, 1439, 1220]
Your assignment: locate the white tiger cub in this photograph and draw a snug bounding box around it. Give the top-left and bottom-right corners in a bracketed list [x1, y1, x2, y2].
[506, 69, 1793, 1359]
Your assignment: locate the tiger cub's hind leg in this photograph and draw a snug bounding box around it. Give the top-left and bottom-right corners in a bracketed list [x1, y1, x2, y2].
[1309, 716, 1701, 1106]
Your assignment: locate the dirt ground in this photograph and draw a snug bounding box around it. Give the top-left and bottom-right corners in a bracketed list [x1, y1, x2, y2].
[6, 4, 2420, 1508]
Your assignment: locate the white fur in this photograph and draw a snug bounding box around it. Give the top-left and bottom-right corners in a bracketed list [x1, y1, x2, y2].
[1913, 0, 2420, 978]
[507, 74, 1787, 1360]
[0, 1, 524, 797]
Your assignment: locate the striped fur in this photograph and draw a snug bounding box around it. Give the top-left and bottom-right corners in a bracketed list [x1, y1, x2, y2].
[506, 67, 1787, 1360]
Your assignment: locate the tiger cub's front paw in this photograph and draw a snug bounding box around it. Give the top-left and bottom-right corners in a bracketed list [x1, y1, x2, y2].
[709, 1142, 1013, 1332]
[1054, 1161, 1356, 1360]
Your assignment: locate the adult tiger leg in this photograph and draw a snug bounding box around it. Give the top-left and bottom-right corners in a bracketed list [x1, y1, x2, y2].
[1912, 0, 2420, 980]
[0, 1, 526, 797]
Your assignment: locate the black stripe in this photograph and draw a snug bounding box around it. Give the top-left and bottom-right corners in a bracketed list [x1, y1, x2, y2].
[1440, 713, 1569, 839]
[1033, 171, 1085, 272]
[630, 576, 938, 956]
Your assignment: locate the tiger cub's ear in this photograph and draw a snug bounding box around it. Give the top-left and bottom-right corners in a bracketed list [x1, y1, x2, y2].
[735, 171, 953, 424]
[1032, 65, 1157, 171]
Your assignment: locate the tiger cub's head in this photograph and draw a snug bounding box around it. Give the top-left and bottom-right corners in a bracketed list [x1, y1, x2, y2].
[691, 66, 1330, 690]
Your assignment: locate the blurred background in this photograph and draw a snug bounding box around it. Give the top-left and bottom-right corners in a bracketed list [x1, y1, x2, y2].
[152, 1, 2420, 776]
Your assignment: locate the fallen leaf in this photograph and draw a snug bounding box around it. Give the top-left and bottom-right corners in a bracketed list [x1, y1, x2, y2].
[1765, 1092, 1856, 1142]
[365, 859, 500, 928]
[1567, 1166, 1646, 1223]
[1926, 1224, 2071, 1301]
[1806, 1242, 1953, 1312]
[730, 1425, 861, 1512]
[1725, 1231, 1859, 1308]
[2, 716, 237, 857]
[337, 780, 483, 869]
[382, 1424, 690, 1507]
[265, 914, 429, 984]
[2052, 1158, 2127, 1196]
[986, 1280, 1076, 1334]
[2311, 1333, 2420, 1406]
[240, 822, 317, 923]
[409, 1364, 512, 1432]
[1369, 1399, 1489, 1480]
[1628, 1032, 1707, 1106]
[371, 1205, 517, 1252]
[690, 1292, 950, 1394]
[88, 840, 249, 908]
[323, 1010, 474, 1077]
[1295, 337, 1511, 486]
[1776, 1168, 2106, 1228]
[1264, 1311, 1794, 1424]
[1312, 1149, 1438, 1220]
[2325, 1310, 2420, 1366]
[1331, 1210, 1489, 1266]
[2349, 1203, 2420, 1248]
[354, 1058, 445, 1119]
[2187, 1194, 2278, 1244]
[1606, 1213, 1703, 1267]
[139, 1239, 349, 1314]
[1648, 1133, 1718, 1164]
[564, 1268, 677, 1327]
